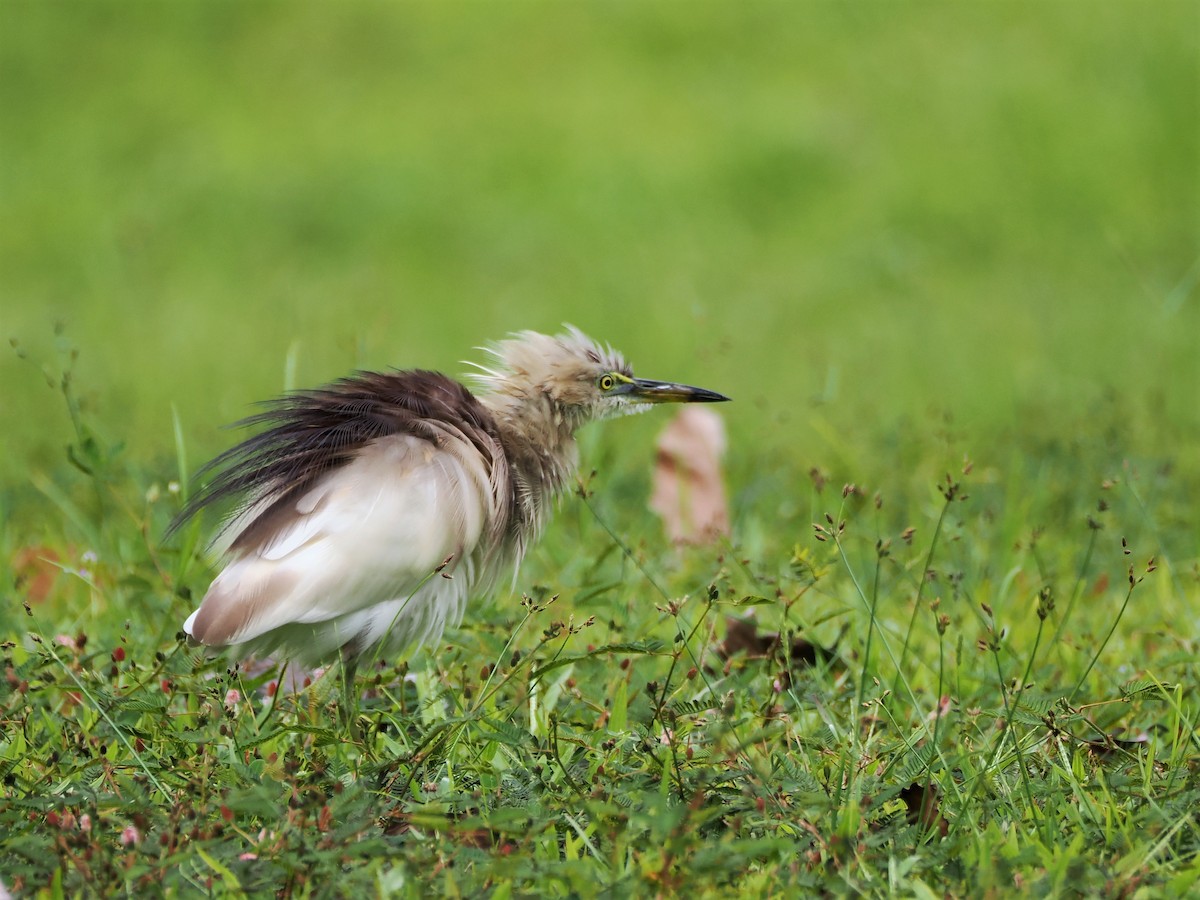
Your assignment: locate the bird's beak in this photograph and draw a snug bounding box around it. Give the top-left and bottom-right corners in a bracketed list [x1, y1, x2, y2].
[627, 378, 731, 404]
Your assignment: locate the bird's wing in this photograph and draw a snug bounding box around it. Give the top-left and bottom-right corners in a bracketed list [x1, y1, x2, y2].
[184, 432, 495, 647]
[170, 369, 506, 547]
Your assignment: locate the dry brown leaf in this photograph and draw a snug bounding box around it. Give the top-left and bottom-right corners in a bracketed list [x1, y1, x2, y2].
[717, 616, 839, 672]
[649, 406, 729, 545]
[12, 545, 63, 604]
[899, 782, 949, 837]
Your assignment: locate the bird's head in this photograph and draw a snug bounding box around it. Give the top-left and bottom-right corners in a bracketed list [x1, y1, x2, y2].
[472, 326, 729, 427]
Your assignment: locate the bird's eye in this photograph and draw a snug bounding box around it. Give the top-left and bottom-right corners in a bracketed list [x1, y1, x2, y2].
[598, 374, 616, 392]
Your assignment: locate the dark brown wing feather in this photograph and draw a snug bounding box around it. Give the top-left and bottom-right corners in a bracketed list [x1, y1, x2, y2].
[170, 370, 505, 548]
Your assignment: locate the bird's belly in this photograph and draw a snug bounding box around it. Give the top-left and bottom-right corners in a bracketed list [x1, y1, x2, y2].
[266, 551, 486, 663]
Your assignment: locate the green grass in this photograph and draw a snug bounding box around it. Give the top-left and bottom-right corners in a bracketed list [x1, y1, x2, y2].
[3, 2, 1199, 897]
[4, 365, 1198, 897]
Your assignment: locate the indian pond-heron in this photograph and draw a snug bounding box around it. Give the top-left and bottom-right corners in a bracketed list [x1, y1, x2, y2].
[175, 327, 729, 665]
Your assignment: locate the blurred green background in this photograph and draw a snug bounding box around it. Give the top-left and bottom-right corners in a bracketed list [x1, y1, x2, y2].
[2, 2, 1196, 497]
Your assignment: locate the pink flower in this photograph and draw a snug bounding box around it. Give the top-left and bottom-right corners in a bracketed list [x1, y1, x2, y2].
[120, 825, 141, 846]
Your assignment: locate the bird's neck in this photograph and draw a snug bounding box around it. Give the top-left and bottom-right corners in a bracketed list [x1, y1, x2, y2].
[481, 391, 582, 505]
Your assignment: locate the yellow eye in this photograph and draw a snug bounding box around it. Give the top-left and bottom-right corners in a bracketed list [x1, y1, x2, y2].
[599, 374, 616, 391]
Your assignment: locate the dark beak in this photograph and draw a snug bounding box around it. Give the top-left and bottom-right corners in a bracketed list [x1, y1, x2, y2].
[628, 378, 731, 404]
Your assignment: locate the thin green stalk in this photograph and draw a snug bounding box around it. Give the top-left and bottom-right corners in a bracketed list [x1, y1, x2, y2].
[471, 601, 540, 709]
[548, 713, 588, 798]
[919, 621, 947, 840]
[893, 493, 952, 695]
[1052, 526, 1099, 647]
[578, 490, 669, 602]
[363, 565, 446, 672]
[854, 545, 884, 718]
[987, 636, 1047, 845]
[1009, 592, 1049, 727]
[831, 531, 926, 727]
[961, 595, 1049, 812]
[1070, 573, 1140, 702]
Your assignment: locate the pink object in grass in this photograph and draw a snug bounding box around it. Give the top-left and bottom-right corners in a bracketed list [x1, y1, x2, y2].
[649, 407, 730, 544]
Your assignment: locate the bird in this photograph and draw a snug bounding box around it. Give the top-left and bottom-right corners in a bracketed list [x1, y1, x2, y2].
[174, 327, 729, 669]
